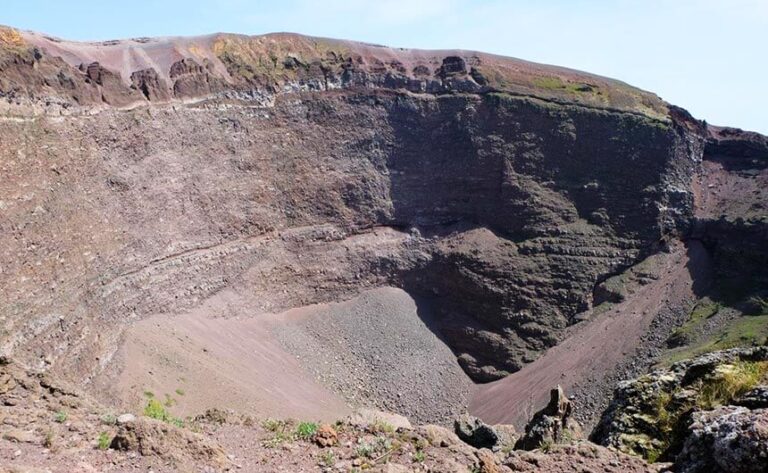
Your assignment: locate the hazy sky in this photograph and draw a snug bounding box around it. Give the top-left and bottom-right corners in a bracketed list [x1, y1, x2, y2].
[2, 0, 766, 133]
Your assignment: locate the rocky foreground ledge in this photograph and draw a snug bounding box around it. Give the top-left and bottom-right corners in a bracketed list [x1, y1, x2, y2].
[3, 348, 768, 472]
[0, 355, 652, 473]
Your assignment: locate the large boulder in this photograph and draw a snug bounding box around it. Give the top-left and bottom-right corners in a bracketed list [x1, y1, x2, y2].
[454, 414, 500, 449]
[503, 442, 658, 472]
[676, 406, 768, 473]
[515, 386, 583, 450]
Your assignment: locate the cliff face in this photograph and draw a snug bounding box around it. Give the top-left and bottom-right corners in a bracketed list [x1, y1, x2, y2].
[0, 26, 711, 386]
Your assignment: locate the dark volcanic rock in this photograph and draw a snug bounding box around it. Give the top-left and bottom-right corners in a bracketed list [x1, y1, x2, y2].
[81, 61, 143, 105]
[734, 385, 768, 409]
[130, 67, 170, 101]
[515, 386, 583, 450]
[438, 56, 467, 77]
[454, 414, 499, 449]
[169, 58, 224, 98]
[707, 125, 768, 162]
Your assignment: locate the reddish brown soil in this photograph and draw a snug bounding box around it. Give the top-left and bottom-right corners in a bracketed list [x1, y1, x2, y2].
[98, 290, 350, 422]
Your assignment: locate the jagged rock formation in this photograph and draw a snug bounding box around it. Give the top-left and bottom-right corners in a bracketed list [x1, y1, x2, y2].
[593, 347, 768, 465]
[515, 386, 583, 450]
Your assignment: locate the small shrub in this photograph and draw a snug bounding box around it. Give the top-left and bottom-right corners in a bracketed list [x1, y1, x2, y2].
[355, 440, 374, 459]
[319, 449, 335, 467]
[262, 418, 285, 432]
[413, 449, 425, 463]
[43, 429, 55, 449]
[143, 390, 155, 399]
[372, 419, 395, 434]
[295, 421, 318, 440]
[100, 414, 117, 425]
[175, 388, 185, 396]
[263, 430, 290, 448]
[144, 399, 169, 421]
[538, 439, 554, 453]
[164, 393, 176, 407]
[54, 411, 68, 423]
[144, 399, 184, 427]
[97, 432, 111, 450]
[374, 435, 392, 452]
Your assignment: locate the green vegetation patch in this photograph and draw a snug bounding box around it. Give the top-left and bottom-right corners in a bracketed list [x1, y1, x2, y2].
[294, 421, 318, 440]
[97, 432, 112, 450]
[54, 410, 68, 423]
[641, 360, 768, 462]
[144, 398, 184, 427]
[667, 298, 721, 347]
[663, 314, 768, 365]
[698, 360, 768, 409]
[532, 76, 600, 96]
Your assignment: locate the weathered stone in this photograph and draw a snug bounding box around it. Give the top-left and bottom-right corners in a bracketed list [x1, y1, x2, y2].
[515, 386, 582, 450]
[129, 68, 170, 101]
[111, 417, 229, 469]
[347, 409, 412, 431]
[3, 429, 37, 443]
[313, 424, 337, 447]
[476, 448, 501, 473]
[455, 414, 499, 449]
[676, 406, 768, 473]
[116, 413, 136, 425]
[733, 385, 768, 409]
[420, 424, 462, 447]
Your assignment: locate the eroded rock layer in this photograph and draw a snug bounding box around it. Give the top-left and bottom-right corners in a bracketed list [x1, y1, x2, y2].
[0, 25, 713, 393]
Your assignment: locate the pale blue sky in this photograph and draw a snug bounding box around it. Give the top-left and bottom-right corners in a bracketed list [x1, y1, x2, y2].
[3, 0, 766, 133]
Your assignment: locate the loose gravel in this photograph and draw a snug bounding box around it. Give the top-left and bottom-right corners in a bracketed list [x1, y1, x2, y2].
[273, 286, 474, 425]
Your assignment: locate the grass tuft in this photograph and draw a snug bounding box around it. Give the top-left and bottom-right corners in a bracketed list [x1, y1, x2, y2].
[295, 421, 318, 440]
[54, 411, 68, 423]
[698, 361, 768, 409]
[97, 432, 111, 450]
[144, 398, 184, 427]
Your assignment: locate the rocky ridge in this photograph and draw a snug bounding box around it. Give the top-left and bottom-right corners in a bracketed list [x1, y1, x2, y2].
[593, 346, 768, 469]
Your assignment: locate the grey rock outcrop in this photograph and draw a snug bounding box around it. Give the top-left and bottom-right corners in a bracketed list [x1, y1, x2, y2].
[676, 406, 768, 473]
[734, 385, 768, 409]
[454, 414, 499, 449]
[515, 386, 583, 450]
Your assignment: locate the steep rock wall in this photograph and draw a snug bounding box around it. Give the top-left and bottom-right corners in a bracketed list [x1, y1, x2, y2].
[0, 27, 708, 385]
